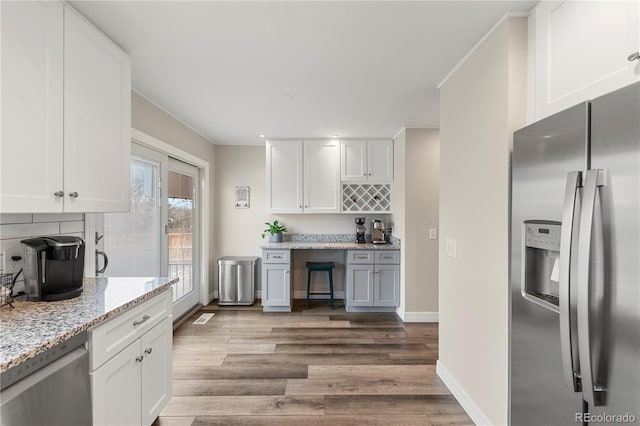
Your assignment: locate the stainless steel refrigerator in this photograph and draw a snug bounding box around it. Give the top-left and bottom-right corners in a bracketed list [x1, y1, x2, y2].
[510, 82, 639, 425]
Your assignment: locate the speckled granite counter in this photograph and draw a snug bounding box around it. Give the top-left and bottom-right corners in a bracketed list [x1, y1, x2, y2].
[260, 241, 400, 250]
[260, 233, 401, 250]
[0, 276, 177, 373]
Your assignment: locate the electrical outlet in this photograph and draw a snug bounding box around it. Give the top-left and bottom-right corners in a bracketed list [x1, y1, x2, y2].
[4, 250, 24, 275]
[446, 238, 457, 258]
[429, 228, 437, 240]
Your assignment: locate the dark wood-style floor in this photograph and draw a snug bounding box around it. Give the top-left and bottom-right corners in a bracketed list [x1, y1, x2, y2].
[156, 300, 473, 426]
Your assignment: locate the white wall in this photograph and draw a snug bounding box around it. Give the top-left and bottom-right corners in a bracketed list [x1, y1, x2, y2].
[391, 128, 440, 321]
[438, 16, 527, 425]
[131, 91, 217, 297]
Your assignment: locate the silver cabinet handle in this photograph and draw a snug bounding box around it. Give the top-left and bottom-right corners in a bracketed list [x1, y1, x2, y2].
[299, 205, 302, 208]
[368, 173, 371, 176]
[133, 315, 151, 326]
[144, 348, 153, 355]
[95, 250, 109, 274]
[577, 169, 606, 406]
[285, 269, 289, 274]
[628, 51, 639, 62]
[68, 192, 78, 198]
[135, 356, 144, 362]
[54, 191, 64, 197]
[273, 255, 282, 259]
[559, 171, 582, 392]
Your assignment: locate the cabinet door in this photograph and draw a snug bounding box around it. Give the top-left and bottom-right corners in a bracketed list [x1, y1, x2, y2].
[91, 342, 141, 426]
[341, 140, 367, 181]
[1, 1, 64, 213]
[367, 140, 394, 182]
[141, 316, 173, 426]
[375, 265, 400, 307]
[304, 140, 340, 213]
[531, 1, 640, 120]
[266, 140, 303, 213]
[346, 264, 374, 306]
[63, 7, 131, 212]
[262, 263, 290, 307]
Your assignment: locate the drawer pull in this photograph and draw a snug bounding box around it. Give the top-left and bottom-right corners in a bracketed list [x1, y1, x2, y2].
[356, 256, 367, 259]
[272, 255, 282, 259]
[133, 315, 151, 326]
[135, 355, 144, 363]
[144, 347, 153, 355]
[383, 256, 393, 259]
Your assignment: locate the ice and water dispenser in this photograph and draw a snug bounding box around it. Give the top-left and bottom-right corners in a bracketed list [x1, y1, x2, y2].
[521, 220, 561, 312]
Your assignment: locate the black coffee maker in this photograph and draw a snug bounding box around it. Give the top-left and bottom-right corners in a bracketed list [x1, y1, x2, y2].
[355, 217, 366, 243]
[21, 236, 85, 301]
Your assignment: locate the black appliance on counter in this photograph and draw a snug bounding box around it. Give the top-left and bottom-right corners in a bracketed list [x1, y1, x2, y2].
[21, 236, 85, 301]
[355, 217, 366, 243]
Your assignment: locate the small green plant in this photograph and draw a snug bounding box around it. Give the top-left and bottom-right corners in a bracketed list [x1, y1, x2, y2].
[262, 220, 288, 238]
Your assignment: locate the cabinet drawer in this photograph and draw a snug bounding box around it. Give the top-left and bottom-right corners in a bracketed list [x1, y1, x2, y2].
[89, 290, 171, 371]
[346, 250, 374, 264]
[375, 250, 400, 264]
[263, 250, 290, 263]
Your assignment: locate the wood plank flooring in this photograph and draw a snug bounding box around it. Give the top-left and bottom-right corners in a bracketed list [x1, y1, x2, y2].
[156, 300, 472, 426]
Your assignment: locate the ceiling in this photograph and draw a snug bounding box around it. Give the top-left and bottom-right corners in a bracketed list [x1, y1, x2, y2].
[70, 1, 537, 145]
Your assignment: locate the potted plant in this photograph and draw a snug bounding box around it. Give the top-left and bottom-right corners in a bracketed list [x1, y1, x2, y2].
[262, 220, 287, 242]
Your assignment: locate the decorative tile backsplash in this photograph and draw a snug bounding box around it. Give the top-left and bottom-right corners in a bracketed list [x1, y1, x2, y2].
[0, 213, 85, 293]
[342, 184, 391, 212]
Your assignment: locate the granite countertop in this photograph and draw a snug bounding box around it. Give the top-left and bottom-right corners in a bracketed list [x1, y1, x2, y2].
[0, 276, 177, 373]
[261, 241, 401, 250]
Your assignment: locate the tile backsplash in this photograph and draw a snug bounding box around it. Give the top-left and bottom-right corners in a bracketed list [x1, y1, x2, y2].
[0, 213, 85, 293]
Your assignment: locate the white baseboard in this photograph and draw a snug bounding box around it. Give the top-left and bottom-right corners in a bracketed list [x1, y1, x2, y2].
[436, 360, 492, 426]
[397, 310, 439, 322]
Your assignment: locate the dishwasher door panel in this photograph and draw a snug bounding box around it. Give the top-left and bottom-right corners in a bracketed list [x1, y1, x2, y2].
[0, 347, 91, 426]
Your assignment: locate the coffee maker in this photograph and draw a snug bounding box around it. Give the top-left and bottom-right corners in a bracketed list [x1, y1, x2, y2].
[371, 219, 386, 244]
[21, 236, 85, 301]
[355, 217, 366, 243]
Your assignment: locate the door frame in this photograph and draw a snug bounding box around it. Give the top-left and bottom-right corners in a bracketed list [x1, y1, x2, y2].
[85, 128, 211, 307]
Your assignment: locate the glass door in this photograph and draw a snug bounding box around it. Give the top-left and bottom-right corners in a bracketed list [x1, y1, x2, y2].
[103, 144, 167, 277]
[99, 144, 202, 321]
[167, 158, 199, 319]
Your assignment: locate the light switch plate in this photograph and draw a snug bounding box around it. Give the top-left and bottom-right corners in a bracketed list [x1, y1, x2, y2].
[446, 238, 457, 258]
[429, 229, 437, 240]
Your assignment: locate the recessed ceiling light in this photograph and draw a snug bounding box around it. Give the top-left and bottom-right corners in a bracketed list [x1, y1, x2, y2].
[259, 134, 265, 138]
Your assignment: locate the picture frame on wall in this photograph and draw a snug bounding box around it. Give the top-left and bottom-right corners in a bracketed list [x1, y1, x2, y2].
[235, 186, 250, 208]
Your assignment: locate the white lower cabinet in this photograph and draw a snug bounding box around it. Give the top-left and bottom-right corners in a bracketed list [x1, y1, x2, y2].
[345, 250, 400, 312]
[90, 292, 172, 426]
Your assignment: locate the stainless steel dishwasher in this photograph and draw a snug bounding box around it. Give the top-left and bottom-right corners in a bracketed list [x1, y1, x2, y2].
[0, 332, 91, 426]
[218, 256, 258, 305]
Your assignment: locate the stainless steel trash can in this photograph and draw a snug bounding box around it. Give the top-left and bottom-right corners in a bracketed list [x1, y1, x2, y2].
[218, 257, 258, 305]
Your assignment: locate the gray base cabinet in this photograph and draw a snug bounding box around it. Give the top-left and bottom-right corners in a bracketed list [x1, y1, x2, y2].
[261, 249, 292, 312]
[345, 250, 400, 312]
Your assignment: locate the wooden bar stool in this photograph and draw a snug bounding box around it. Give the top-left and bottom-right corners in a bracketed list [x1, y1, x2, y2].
[305, 261, 335, 309]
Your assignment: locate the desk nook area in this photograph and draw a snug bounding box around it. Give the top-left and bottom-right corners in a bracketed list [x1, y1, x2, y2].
[260, 235, 401, 313]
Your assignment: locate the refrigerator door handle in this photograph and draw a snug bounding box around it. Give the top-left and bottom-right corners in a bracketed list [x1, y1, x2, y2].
[577, 168, 606, 406]
[559, 171, 582, 392]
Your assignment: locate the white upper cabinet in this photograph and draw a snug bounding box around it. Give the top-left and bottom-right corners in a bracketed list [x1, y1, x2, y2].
[0, 1, 131, 213]
[340, 140, 393, 182]
[266, 140, 340, 214]
[63, 8, 131, 213]
[529, 1, 640, 121]
[303, 140, 340, 213]
[1, 1, 64, 212]
[266, 140, 303, 213]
